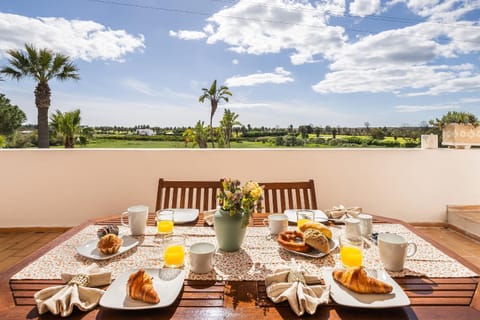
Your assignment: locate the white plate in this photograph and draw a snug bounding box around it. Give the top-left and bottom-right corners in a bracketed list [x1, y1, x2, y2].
[76, 236, 139, 260]
[162, 208, 199, 224]
[281, 238, 338, 258]
[100, 268, 186, 310]
[322, 268, 410, 308]
[284, 209, 328, 223]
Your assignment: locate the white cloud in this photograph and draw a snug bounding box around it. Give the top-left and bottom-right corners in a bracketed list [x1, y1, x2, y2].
[225, 67, 294, 87]
[229, 102, 270, 108]
[0, 12, 144, 61]
[394, 105, 459, 112]
[121, 78, 156, 96]
[169, 30, 207, 40]
[404, 0, 480, 22]
[171, 0, 347, 65]
[313, 16, 480, 95]
[349, 0, 382, 17]
[232, 59, 239, 65]
[459, 97, 480, 104]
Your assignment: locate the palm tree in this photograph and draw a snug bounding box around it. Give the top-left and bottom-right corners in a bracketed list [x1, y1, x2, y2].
[220, 109, 241, 148]
[49, 109, 82, 148]
[198, 80, 232, 148]
[1, 44, 79, 148]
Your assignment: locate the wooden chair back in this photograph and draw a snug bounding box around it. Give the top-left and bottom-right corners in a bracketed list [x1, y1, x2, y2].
[258, 179, 318, 213]
[155, 179, 222, 212]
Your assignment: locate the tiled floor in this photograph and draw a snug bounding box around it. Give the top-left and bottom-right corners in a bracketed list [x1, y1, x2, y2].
[0, 230, 65, 272]
[0, 227, 479, 273]
[415, 227, 480, 270]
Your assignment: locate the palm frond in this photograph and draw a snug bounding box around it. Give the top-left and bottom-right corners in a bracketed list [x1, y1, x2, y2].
[0, 66, 24, 80]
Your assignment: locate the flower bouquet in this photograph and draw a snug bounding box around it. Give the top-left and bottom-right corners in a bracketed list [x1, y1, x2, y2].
[218, 178, 263, 227]
[214, 178, 263, 251]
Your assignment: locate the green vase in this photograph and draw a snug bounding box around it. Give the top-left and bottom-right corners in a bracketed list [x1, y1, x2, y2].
[214, 208, 247, 252]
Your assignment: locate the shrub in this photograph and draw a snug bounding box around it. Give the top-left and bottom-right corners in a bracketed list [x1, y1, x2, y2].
[328, 138, 341, 146]
[429, 111, 479, 129]
[308, 137, 326, 144]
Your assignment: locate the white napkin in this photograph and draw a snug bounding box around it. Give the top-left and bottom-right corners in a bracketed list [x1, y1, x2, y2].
[203, 209, 217, 226]
[324, 205, 362, 220]
[34, 264, 111, 317]
[265, 268, 330, 316]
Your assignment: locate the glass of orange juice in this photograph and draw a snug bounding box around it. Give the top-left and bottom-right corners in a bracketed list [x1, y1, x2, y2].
[163, 235, 185, 268]
[297, 210, 315, 229]
[156, 210, 174, 235]
[339, 235, 363, 268]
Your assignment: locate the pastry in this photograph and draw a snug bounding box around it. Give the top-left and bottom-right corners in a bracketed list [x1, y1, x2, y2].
[303, 228, 329, 253]
[97, 234, 123, 255]
[127, 269, 160, 304]
[299, 221, 332, 240]
[277, 230, 311, 252]
[97, 224, 119, 238]
[332, 266, 393, 294]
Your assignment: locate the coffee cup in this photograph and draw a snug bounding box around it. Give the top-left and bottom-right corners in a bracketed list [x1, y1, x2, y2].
[120, 205, 148, 235]
[378, 233, 417, 271]
[357, 213, 373, 237]
[189, 242, 216, 274]
[263, 214, 288, 235]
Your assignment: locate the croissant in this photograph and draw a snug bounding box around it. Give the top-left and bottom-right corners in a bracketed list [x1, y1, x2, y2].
[126, 269, 160, 304]
[333, 266, 393, 294]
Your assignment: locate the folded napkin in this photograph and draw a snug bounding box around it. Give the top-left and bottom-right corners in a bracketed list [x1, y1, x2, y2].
[265, 268, 330, 316]
[324, 205, 362, 220]
[34, 264, 111, 317]
[203, 209, 217, 226]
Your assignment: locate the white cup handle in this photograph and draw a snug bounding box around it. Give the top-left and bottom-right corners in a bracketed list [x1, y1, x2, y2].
[263, 218, 268, 226]
[120, 211, 129, 227]
[407, 242, 417, 257]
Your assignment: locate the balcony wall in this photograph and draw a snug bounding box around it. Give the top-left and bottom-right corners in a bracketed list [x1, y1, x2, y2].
[0, 148, 479, 227]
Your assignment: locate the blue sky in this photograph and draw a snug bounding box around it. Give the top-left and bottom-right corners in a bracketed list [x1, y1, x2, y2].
[0, 0, 479, 128]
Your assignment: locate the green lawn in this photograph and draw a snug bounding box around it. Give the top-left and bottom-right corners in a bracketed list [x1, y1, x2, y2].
[76, 135, 417, 148]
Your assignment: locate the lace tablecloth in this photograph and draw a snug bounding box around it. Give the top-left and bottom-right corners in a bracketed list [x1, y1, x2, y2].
[12, 224, 477, 281]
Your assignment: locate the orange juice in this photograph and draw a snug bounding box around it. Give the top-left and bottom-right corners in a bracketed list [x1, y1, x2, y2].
[157, 220, 174, 234]
[340, 246, 363, 267]
[164, 245, 185, 267]
[297, 218, 311, 229]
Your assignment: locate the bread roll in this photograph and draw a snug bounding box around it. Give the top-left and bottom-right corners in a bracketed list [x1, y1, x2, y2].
[299, 221, 332, 239]
[303, 229, 329, 253]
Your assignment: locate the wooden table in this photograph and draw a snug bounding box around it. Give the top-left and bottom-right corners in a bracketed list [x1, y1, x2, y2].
[1, 213, 479, 319]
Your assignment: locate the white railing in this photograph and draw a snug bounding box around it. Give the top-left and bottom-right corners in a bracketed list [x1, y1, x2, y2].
[1, 148, 479, 227]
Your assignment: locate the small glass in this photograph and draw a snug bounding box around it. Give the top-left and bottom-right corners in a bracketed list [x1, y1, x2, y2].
[339, 235, 363, 268]
[156, 210, 174, 235]
[163, 235, 185, 268]
[297, 210, 315, 229]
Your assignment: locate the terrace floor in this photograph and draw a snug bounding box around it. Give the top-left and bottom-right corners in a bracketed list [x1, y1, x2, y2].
[0, 227, 479, 273]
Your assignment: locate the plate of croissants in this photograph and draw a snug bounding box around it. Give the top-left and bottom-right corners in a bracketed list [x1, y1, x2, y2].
[100, 268, 186, 309]
[322, 266, 410, 308]
[277, 222, 337, 258]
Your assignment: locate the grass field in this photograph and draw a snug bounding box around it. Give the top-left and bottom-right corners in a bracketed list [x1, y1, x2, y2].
[79, 139, 276, 148]
[75, 134, 416, 149]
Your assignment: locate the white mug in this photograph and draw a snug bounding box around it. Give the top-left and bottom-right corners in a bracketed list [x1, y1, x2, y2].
[344, 217, 361, 240]
[121, 205, 148, 235]
[357, 213, 373, 237]
[263, 214, 288, 235]
[189, 242, 216, 274]
[378, 233, 417, 271]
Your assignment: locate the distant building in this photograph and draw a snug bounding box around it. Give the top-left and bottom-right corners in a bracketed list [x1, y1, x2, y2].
[136, 128, 155, 136]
